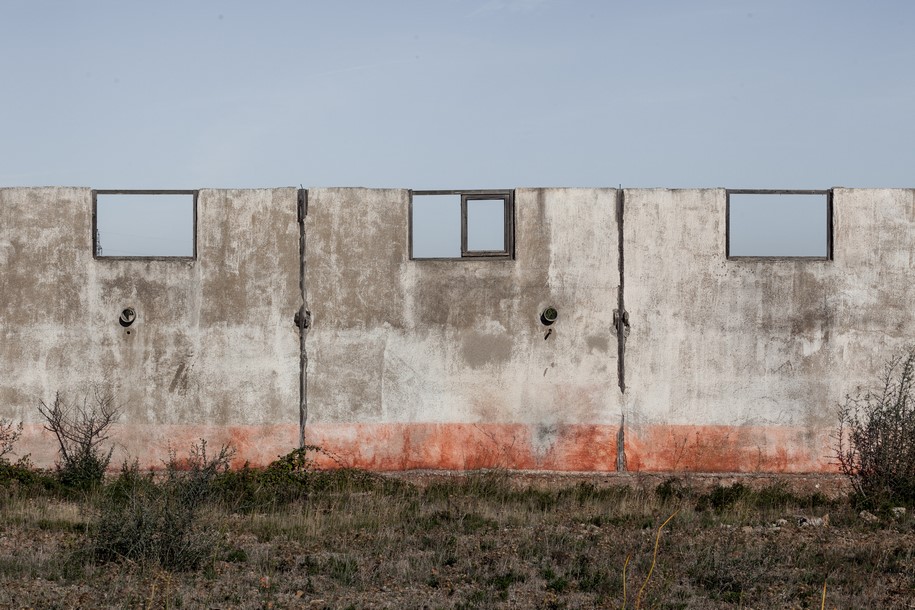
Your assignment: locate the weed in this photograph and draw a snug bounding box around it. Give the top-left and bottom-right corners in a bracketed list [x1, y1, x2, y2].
[569, 553, 617, 596]
[0, 455, 59, 498]
[837, 348, 915, 506]
[0, 418, 23, 462]
[490, 569, 526, 591]
[655, 477, 689, 503]
[221, 547, 248, 563]
[545, 574, 569, 593]
[633, 510, 678, 608]
[325, 555, 359, 586]
[696, 483, 747, 512]
[85, 441, 233, 571]
[38, 390, 119, 491]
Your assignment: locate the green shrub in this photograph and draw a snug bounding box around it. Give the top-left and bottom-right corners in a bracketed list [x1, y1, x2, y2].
[837, 349, 915, 506]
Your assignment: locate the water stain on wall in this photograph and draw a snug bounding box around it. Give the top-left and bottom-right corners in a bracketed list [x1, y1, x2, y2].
[461, 332, 513, 369]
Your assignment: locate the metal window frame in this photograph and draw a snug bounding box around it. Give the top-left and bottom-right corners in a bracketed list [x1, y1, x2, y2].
[725, 189, 833, 261]
[409, 189, 515, 261]
[92, 189, 198, 261]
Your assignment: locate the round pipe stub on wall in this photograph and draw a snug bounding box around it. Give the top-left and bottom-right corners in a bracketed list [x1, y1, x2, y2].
[540, 307, 558, 326]
[119, 307, 137, 328]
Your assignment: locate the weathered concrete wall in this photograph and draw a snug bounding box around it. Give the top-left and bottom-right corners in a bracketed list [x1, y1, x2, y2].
[304, 188, 622, 470]
[4, 185, 915, 472]
[0, 188, 300, 468]
[624, 188, 915, 472]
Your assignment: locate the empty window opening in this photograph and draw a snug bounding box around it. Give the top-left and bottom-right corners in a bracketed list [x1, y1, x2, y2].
[410, 190, 513, 260]
[411, 194, 462, 258]
[94, 191, 196, 258]
[465, 198, 507, 253]
[727, 190, 831, 259]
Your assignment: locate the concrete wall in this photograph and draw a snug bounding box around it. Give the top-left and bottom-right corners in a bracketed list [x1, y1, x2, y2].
[0, 188, 300, 468]
[2, 185, 913, 472]
[624, 188, 915, 472]
[304, 188, 621, 470]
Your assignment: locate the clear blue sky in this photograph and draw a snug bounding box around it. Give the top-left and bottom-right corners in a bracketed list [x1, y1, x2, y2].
[2, 0, 913, 190]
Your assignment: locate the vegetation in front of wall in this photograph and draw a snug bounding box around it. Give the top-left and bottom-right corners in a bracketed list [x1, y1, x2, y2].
[0, 417, 59, 498]
[0, 417, 22, 462]
[1, 464, 911, 609]
[2, 373, 915, 606]
[38, 390, 119, 492]
[836, 348, 915, 508]
[86, 440, 235, 571]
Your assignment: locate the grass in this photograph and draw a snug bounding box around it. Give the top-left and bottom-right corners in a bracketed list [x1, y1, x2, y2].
[0, 469, 913, 608]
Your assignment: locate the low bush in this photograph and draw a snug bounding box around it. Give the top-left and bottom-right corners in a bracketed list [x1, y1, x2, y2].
[210, 445, 397, 511]
[696, 483, 748, 513]
[0, 422, 60, 499]
[0, 417, 23, 462]
[0, 455, 60, 499]
[38, 390, 119, 491]
[86, 439, 233, 571]
[836, 349, 915, 506]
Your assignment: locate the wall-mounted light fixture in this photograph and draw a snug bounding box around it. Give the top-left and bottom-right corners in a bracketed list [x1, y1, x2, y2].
[119, 307, 136, 328]
[540, 307, 558, 326]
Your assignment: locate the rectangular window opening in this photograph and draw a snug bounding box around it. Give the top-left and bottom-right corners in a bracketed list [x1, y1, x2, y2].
[93, 190, 197, 259]
[410, 190, 513, 260]
[726, 190, 832, 259]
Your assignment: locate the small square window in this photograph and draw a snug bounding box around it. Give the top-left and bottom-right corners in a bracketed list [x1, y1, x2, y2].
[726, 190, 832, 259]
[411, 194, 462, 258]
[410, 190, 514, 260]
[463, 197, 509, 255]
[93, 191, 196, 259]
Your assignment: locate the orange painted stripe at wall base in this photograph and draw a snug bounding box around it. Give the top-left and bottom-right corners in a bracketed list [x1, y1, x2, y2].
[306, 423, 838, 473]
[15, 423, 300, 470]
[625, 424, 838, 473]
[303, 423, 621, 471]
[13, 422, 838, 473]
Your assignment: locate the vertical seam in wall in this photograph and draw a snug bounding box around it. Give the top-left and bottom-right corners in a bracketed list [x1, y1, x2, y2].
[297, 189, 308, 448]
[616, 188, 627, 472]
[827, 188, 834, 260]
[616, 189, 626, 393]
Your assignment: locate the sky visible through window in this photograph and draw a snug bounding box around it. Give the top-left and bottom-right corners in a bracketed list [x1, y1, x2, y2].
[728, 194, 828, 257]
[466, 199, 505, 252]
[412, 195, 461, 258]
[96, 194, 194, 257]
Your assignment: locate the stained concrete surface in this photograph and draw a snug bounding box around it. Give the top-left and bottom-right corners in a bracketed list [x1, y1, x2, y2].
[2, 186, 912, 472]
[0, 188, 300, 467]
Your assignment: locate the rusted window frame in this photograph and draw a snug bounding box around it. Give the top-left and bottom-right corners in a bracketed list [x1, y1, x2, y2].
[409, 189, 515, 261]
[725, 188, 833, 261]
[92, 189, 198, 261]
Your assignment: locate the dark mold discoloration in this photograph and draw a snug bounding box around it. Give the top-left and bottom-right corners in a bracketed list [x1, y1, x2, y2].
[586, 335, 610, 353]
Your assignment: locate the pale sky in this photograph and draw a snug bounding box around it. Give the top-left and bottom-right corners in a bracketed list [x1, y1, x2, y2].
[2, 1, 913, 255]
